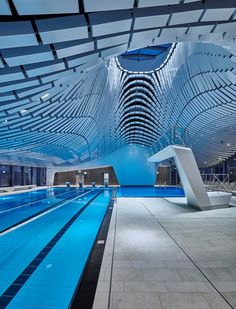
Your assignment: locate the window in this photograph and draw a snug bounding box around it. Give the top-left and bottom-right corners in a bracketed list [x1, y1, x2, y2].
[0, 165, 47, 187]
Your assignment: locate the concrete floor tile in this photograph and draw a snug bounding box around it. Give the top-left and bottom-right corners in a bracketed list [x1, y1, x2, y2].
[124, 280, 167, 292]
[111, 281, 125, 292]
[222, 292, 236, 308]
[158, 292, 211, 309]
[202, 292, 231, 309]
[165, 281, 212, 292]
[177, 268, 207, 282]
[143, 268, 182, 282]
[111, 292, 162, 309]
[212, 267, 236, 281]
[212, 280, 236, 292]
[112, 268, 144, 281]
[164, 260, 194, 269]
[132, 260, 165, 268]
[196, 260, 233, 269]
[113, 261, 133, 268]
[200, 268, 222, 281]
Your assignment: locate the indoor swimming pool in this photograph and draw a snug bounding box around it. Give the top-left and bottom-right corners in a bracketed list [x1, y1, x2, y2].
[0, 186, 184, 234]
[0, 187, 112, 308]
[0, 186, 184, 308]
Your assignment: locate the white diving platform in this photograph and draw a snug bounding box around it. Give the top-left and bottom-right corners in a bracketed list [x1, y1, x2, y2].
[148, 145, 232, 210]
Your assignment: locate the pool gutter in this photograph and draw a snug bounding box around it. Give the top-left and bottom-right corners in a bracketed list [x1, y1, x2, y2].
[70, 196, 115, 309]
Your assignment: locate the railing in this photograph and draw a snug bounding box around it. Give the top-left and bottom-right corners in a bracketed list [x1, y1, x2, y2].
[201, 173, 231, 192]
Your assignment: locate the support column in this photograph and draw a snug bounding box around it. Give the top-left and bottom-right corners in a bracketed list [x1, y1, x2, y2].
[46, 168, 55, 186]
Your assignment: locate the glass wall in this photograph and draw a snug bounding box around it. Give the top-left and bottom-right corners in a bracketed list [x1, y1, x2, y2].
[36, 168, 46, 186]
[14, 166, 23, 185]
[0, 165, 11, 187]
[32, 167, 37, 185]
[24, 167, 32, 185]
[0, 164, 46, 187]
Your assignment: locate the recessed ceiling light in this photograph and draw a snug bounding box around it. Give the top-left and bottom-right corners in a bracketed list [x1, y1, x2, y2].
[227, 143, 230, 146]
[41, 93, 49, 99]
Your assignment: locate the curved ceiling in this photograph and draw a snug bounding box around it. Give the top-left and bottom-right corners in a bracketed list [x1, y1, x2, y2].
[0, 0, 235, 167]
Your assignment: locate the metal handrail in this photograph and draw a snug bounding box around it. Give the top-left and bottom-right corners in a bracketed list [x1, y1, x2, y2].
[201, 173, 230, 192]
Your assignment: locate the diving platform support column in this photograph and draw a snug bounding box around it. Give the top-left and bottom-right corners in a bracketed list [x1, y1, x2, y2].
[148, 145, 211, 210]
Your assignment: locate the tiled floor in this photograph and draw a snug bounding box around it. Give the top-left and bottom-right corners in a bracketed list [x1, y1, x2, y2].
[93, 197, 236, 309]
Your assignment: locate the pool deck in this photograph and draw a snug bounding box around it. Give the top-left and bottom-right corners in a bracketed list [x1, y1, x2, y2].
[0, 186, 48, 196]
[93, 197, 236, 309]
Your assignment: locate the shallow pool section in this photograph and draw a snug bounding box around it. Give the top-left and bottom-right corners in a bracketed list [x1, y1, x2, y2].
[117, 186, 185, 197]
[0, 188, 111, 308]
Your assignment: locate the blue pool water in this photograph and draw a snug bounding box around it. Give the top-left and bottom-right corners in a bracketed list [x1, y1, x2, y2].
[117, 186, 185, 197]
[0, 187, 91, 232]
[0, 187, 71, 210]
[0, 188, 111, 308]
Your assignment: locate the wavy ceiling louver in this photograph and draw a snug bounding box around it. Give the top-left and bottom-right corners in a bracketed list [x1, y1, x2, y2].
[0, 0, 235, 166]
